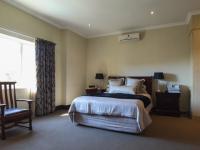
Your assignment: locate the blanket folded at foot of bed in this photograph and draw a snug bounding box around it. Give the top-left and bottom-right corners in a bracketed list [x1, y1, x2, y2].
[84, 93, 151, 107]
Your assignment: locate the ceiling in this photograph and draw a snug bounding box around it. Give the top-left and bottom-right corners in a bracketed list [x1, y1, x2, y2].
[4, 0, 200, 38]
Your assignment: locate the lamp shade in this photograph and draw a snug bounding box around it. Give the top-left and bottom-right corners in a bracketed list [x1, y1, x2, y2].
[154, 72, 164, 79]
[95, 73, 104, 80]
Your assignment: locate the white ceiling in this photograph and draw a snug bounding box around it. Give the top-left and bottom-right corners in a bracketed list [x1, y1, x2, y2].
[4, 0, 200, 38]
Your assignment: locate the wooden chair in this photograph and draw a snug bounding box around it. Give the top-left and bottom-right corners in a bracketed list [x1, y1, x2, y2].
[0, 82, 33, 140]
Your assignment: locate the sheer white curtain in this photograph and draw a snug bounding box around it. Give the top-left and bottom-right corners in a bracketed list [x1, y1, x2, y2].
[0, 33, 36, 99]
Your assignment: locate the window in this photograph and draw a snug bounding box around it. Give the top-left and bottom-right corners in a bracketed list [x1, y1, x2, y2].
[0, 33, 36, 90]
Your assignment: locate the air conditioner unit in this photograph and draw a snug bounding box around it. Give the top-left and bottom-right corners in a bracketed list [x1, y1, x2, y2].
[118, 33, 140, 42]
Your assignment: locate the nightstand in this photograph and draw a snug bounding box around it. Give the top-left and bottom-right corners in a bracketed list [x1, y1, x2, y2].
[85, 88, 106, 95]
[155, 92, 180, 117]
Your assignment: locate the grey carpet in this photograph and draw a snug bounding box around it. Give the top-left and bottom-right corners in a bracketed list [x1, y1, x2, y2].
[0, 111, 200, 150]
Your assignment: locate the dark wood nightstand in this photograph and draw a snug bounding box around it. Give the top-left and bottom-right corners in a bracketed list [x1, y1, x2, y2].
[155, 92, 180, 117]
[85, 88, 106, 95]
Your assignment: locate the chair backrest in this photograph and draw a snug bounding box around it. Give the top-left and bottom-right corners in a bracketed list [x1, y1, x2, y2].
[0, 82, 17, 109]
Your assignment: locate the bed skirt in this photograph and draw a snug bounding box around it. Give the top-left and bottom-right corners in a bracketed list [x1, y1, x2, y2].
[69, 113, 142, 133]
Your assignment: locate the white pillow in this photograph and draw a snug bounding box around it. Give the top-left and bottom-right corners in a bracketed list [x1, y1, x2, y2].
[109, 85, 136, 95]
[126, 78, 145, 93]
[108, 78, 124, 86]
[107, 78, 124, 92]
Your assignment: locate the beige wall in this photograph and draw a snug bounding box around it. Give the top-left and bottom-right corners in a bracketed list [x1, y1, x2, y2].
[62, 30, 87, 105]
[0, 1, 87, 106]
[190, 15, 200, 117]
[86, 25, 191, 112]
[0, 1, 65, 105]
[190, 15, 200, 31]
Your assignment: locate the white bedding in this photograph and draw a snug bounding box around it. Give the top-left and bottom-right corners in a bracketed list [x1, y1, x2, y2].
[68, 93, 152, 132]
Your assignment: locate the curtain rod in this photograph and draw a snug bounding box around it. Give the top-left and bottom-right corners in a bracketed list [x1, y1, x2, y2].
[0, 25, 35, 41]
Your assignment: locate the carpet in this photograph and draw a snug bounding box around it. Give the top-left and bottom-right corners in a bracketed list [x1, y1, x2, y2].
[0, 111, 200, 150]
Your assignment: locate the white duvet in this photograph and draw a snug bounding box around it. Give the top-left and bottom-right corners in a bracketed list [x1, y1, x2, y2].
[68, 94, 152, 132]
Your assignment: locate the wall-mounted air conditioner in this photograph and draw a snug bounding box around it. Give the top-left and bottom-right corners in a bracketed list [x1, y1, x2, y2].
[118, 33, 140, 42]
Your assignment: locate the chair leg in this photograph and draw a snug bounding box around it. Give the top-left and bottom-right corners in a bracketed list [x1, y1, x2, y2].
[1, 121, 6, 140]
[29, 115, 32, 131]
[28, 103, 32, 131]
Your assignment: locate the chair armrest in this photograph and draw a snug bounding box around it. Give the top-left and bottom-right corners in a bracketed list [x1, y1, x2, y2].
[16, 99, 34, 103]
[0, 104, 6, 107]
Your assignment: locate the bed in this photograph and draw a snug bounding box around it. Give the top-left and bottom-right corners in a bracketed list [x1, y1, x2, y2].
[68, 76, 153, 133]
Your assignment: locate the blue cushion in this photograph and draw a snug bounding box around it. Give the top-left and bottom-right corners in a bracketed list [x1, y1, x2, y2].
[1, 108, 28, 116]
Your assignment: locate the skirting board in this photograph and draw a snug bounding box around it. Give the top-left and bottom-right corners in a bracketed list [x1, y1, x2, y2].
[192, 116, 200, 120]
[55, 105, 70, 111]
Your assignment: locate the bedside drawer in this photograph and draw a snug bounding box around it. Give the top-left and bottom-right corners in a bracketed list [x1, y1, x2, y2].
[155, 92, 180, 116]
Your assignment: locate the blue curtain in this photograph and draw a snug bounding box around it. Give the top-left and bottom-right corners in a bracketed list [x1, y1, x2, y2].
[35, 38, 55, 116]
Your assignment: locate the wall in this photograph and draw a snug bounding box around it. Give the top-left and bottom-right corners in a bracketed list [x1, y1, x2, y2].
[190, 15, 200, 117]
[62, 30, 87, 105]
[86, 25, 191, 112]
[0, 1, 64, 106]
[0, 1, 88, 107]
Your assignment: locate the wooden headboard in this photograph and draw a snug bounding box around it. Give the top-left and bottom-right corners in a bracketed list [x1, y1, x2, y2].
[108, 76, 153, 95]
